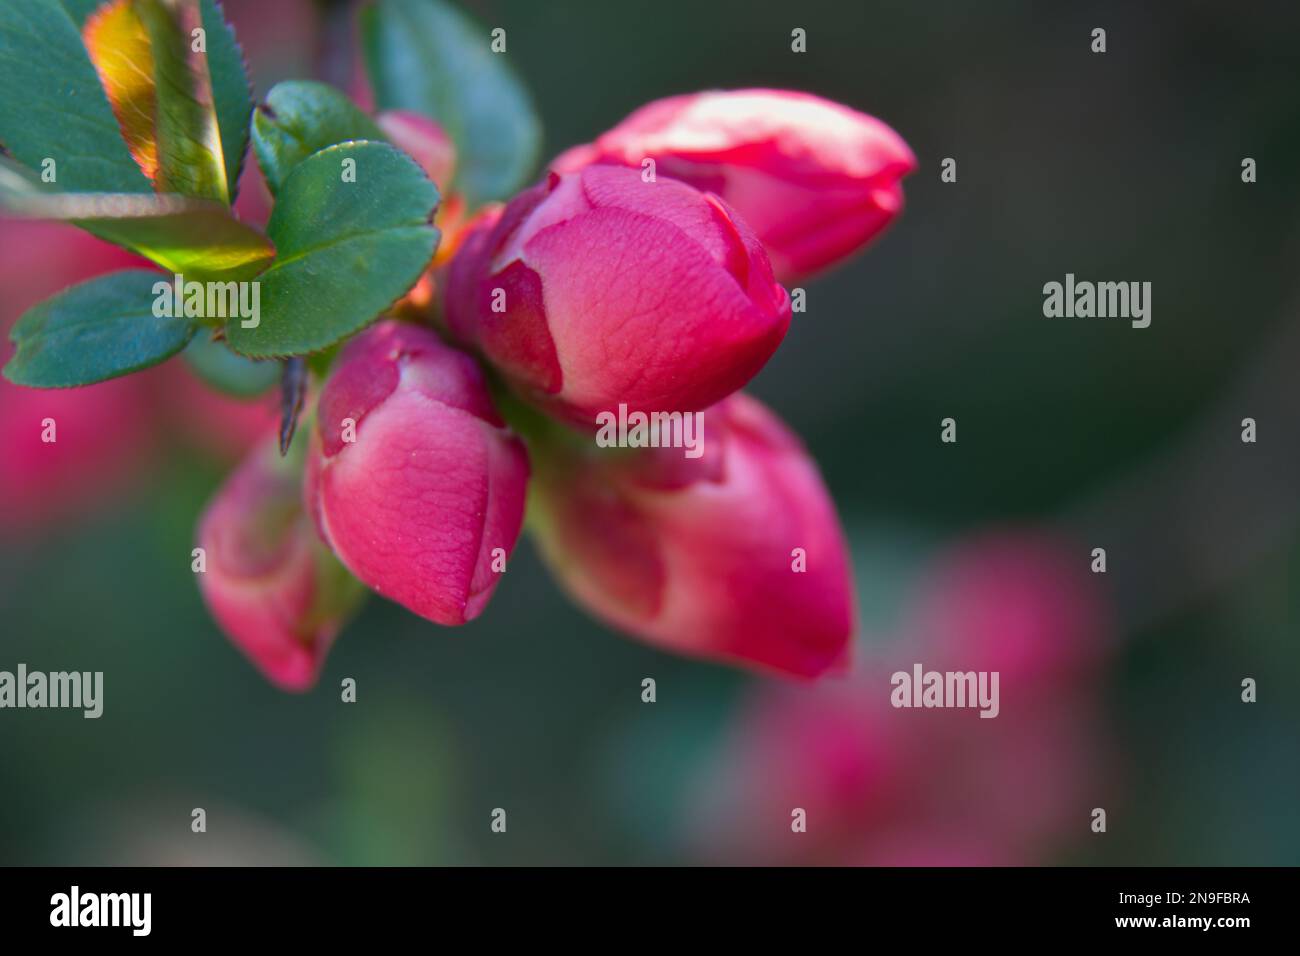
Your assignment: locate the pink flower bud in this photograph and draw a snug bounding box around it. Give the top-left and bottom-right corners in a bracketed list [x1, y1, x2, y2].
[306, 321, 529, 626]
[197, 432, 363, 691]
[529, 393, 855, 677]
[553, 89, 916, 283]
[443, 165, 791, 427]
[375, 110, 457, 191]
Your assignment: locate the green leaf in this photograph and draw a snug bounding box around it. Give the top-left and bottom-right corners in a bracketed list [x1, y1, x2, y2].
[200, 0, 253, 201]
[133, 0, 230, 202]
[0, 160, 275, 281]
[362, 0, 541, 206]
[183, 333, 280, 397]
[227, 141, 439, 357]
[57, 0, 104, 20]
[79, 0, 250, 201]
[0, 0, 153, 193]
[252, 80, 386, 196]
[4, 270, 198, 387]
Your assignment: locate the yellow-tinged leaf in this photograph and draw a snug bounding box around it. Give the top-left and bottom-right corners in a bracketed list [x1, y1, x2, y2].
[0, 159, 274, 283]
[136, 0, 229, 203]
[82, 0, 231, 203]
[79, 206, 274, 281]
[84, 0, 160, 183]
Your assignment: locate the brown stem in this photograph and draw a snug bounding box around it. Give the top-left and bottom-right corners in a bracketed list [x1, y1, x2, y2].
[279, 356, 309, 455]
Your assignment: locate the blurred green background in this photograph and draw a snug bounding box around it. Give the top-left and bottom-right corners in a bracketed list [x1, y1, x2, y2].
[1, 0, 1297, 865]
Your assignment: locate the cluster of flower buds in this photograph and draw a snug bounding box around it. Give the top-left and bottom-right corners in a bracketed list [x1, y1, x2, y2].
[198, 88, 914, 688]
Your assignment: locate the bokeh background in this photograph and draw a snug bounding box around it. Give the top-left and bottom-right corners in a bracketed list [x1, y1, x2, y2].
[2, 0, 1298, 865]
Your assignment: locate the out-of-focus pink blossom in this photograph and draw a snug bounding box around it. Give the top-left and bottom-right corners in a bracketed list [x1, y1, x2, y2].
[905, 533, 1109, 690]
[529, 393, 855, 677]
[682, 531, 1112, 865]
[305, 321, 529, 626]
[0, 222, 155, 529]
[197, 430, 363, 691]
[553, 89, 916, 283]
[444, 165, 791, 427]
[0, 374, 154, 530]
